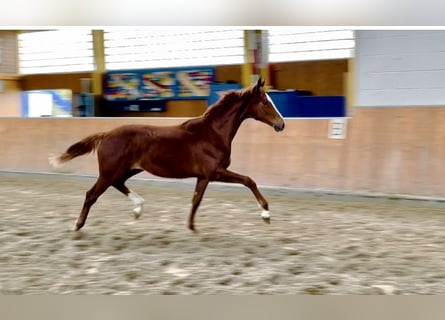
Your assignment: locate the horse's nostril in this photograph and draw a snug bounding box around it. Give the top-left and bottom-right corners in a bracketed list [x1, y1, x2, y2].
[274, 122, 285, 132]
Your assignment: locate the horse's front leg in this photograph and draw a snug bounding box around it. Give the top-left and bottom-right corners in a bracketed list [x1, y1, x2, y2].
[188, 177, 210, 232]
[213, 168, 270, 223]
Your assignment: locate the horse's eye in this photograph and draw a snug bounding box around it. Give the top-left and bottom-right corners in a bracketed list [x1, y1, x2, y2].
[262, 99, 268, 106]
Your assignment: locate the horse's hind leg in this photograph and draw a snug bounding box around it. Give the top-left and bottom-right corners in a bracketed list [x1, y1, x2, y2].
[74, 176, 111, 231]
[188, 177, 209, 232]
[112, 169, 144, 219]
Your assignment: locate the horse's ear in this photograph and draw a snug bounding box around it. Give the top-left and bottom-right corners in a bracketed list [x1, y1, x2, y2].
[255, 78, 265, 91]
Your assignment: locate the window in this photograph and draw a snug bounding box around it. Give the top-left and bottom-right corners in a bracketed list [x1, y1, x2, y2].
[17, 28, 355, 74]
[267, 28, 355, 62]
[18, 29, 94, 74]
[104, 27, 244, 70]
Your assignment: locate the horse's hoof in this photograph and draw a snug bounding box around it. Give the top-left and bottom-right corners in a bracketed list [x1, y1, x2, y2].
[132, 206, 143, 219]
[261, 210, 270, 219]
[188, 224, 198, 234]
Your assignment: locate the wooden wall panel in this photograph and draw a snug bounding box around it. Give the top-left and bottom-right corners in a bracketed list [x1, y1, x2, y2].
[21, 72, 93, 93]
[18, 60, 347, 100]
[2, 106, 445, 198]
[0, 75, 21, 117]
[0, 31, 18, 74]
[214, 65, 242, 84]
[270, 59, 348, 95]
[14, 60, 348, 117]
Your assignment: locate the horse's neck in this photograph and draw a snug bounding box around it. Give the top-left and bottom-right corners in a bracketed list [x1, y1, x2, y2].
[206, 101, 246, 145]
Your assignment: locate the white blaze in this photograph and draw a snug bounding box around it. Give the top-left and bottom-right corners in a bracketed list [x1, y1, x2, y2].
[266, 93, 285, 120]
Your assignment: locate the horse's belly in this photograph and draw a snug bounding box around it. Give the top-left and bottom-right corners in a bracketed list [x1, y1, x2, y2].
[139, 150, 197, 179]
[144, 165, 194, 179]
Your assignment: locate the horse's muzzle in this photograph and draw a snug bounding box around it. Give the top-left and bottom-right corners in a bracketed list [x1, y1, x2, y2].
[273, 122, 285, 132]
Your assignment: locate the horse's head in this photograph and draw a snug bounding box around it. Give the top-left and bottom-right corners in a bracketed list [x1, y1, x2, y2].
[246, 78, 286, 132]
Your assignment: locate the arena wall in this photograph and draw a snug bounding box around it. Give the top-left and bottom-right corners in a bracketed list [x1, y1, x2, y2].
[0, 31, 21, 117]
[355, 30, 445, 107]
[1, 106, 444, 198]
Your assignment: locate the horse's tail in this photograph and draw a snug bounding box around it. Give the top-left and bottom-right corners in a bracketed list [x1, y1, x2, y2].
[49, 132, 106, 168]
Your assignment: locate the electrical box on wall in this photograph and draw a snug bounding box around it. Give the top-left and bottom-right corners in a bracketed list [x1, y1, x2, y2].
[0, 80, 5, 93]
[329, 118, 347, 139]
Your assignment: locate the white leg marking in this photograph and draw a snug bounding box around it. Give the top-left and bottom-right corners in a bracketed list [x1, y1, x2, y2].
[261, 210, 270, 219]
[128, 189, 144, 218]
[257, 202, 270, 219]
[71, 219, 81, 231]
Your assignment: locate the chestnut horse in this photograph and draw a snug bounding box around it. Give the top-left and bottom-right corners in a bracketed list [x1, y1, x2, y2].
[49, 78, 285, 232]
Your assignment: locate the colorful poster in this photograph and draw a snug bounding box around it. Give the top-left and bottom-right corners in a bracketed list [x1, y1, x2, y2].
[23, 89, 72, 117]
[103, 67, 215, 104]
[104, 73, 140, 100]
[140, 71, 175, 99]
[51, 89, 73, 116]
[176, 69, 213, 97]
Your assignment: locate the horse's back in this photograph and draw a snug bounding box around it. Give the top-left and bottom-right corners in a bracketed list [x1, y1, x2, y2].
[107, 124, 158, 136]
[97, 125, 156, 159]
[97, 123, 196, 176]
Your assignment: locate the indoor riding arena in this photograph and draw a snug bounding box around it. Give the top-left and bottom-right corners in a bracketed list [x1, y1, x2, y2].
[1, 29, 445, 295]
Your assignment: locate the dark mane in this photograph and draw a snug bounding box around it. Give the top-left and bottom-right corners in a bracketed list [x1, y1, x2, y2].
[180, 85, 254, 129]
[203, 85, 255, 117]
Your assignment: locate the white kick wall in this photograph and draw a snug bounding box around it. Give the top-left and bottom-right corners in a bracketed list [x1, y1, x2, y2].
[355, 30, 445, 107]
